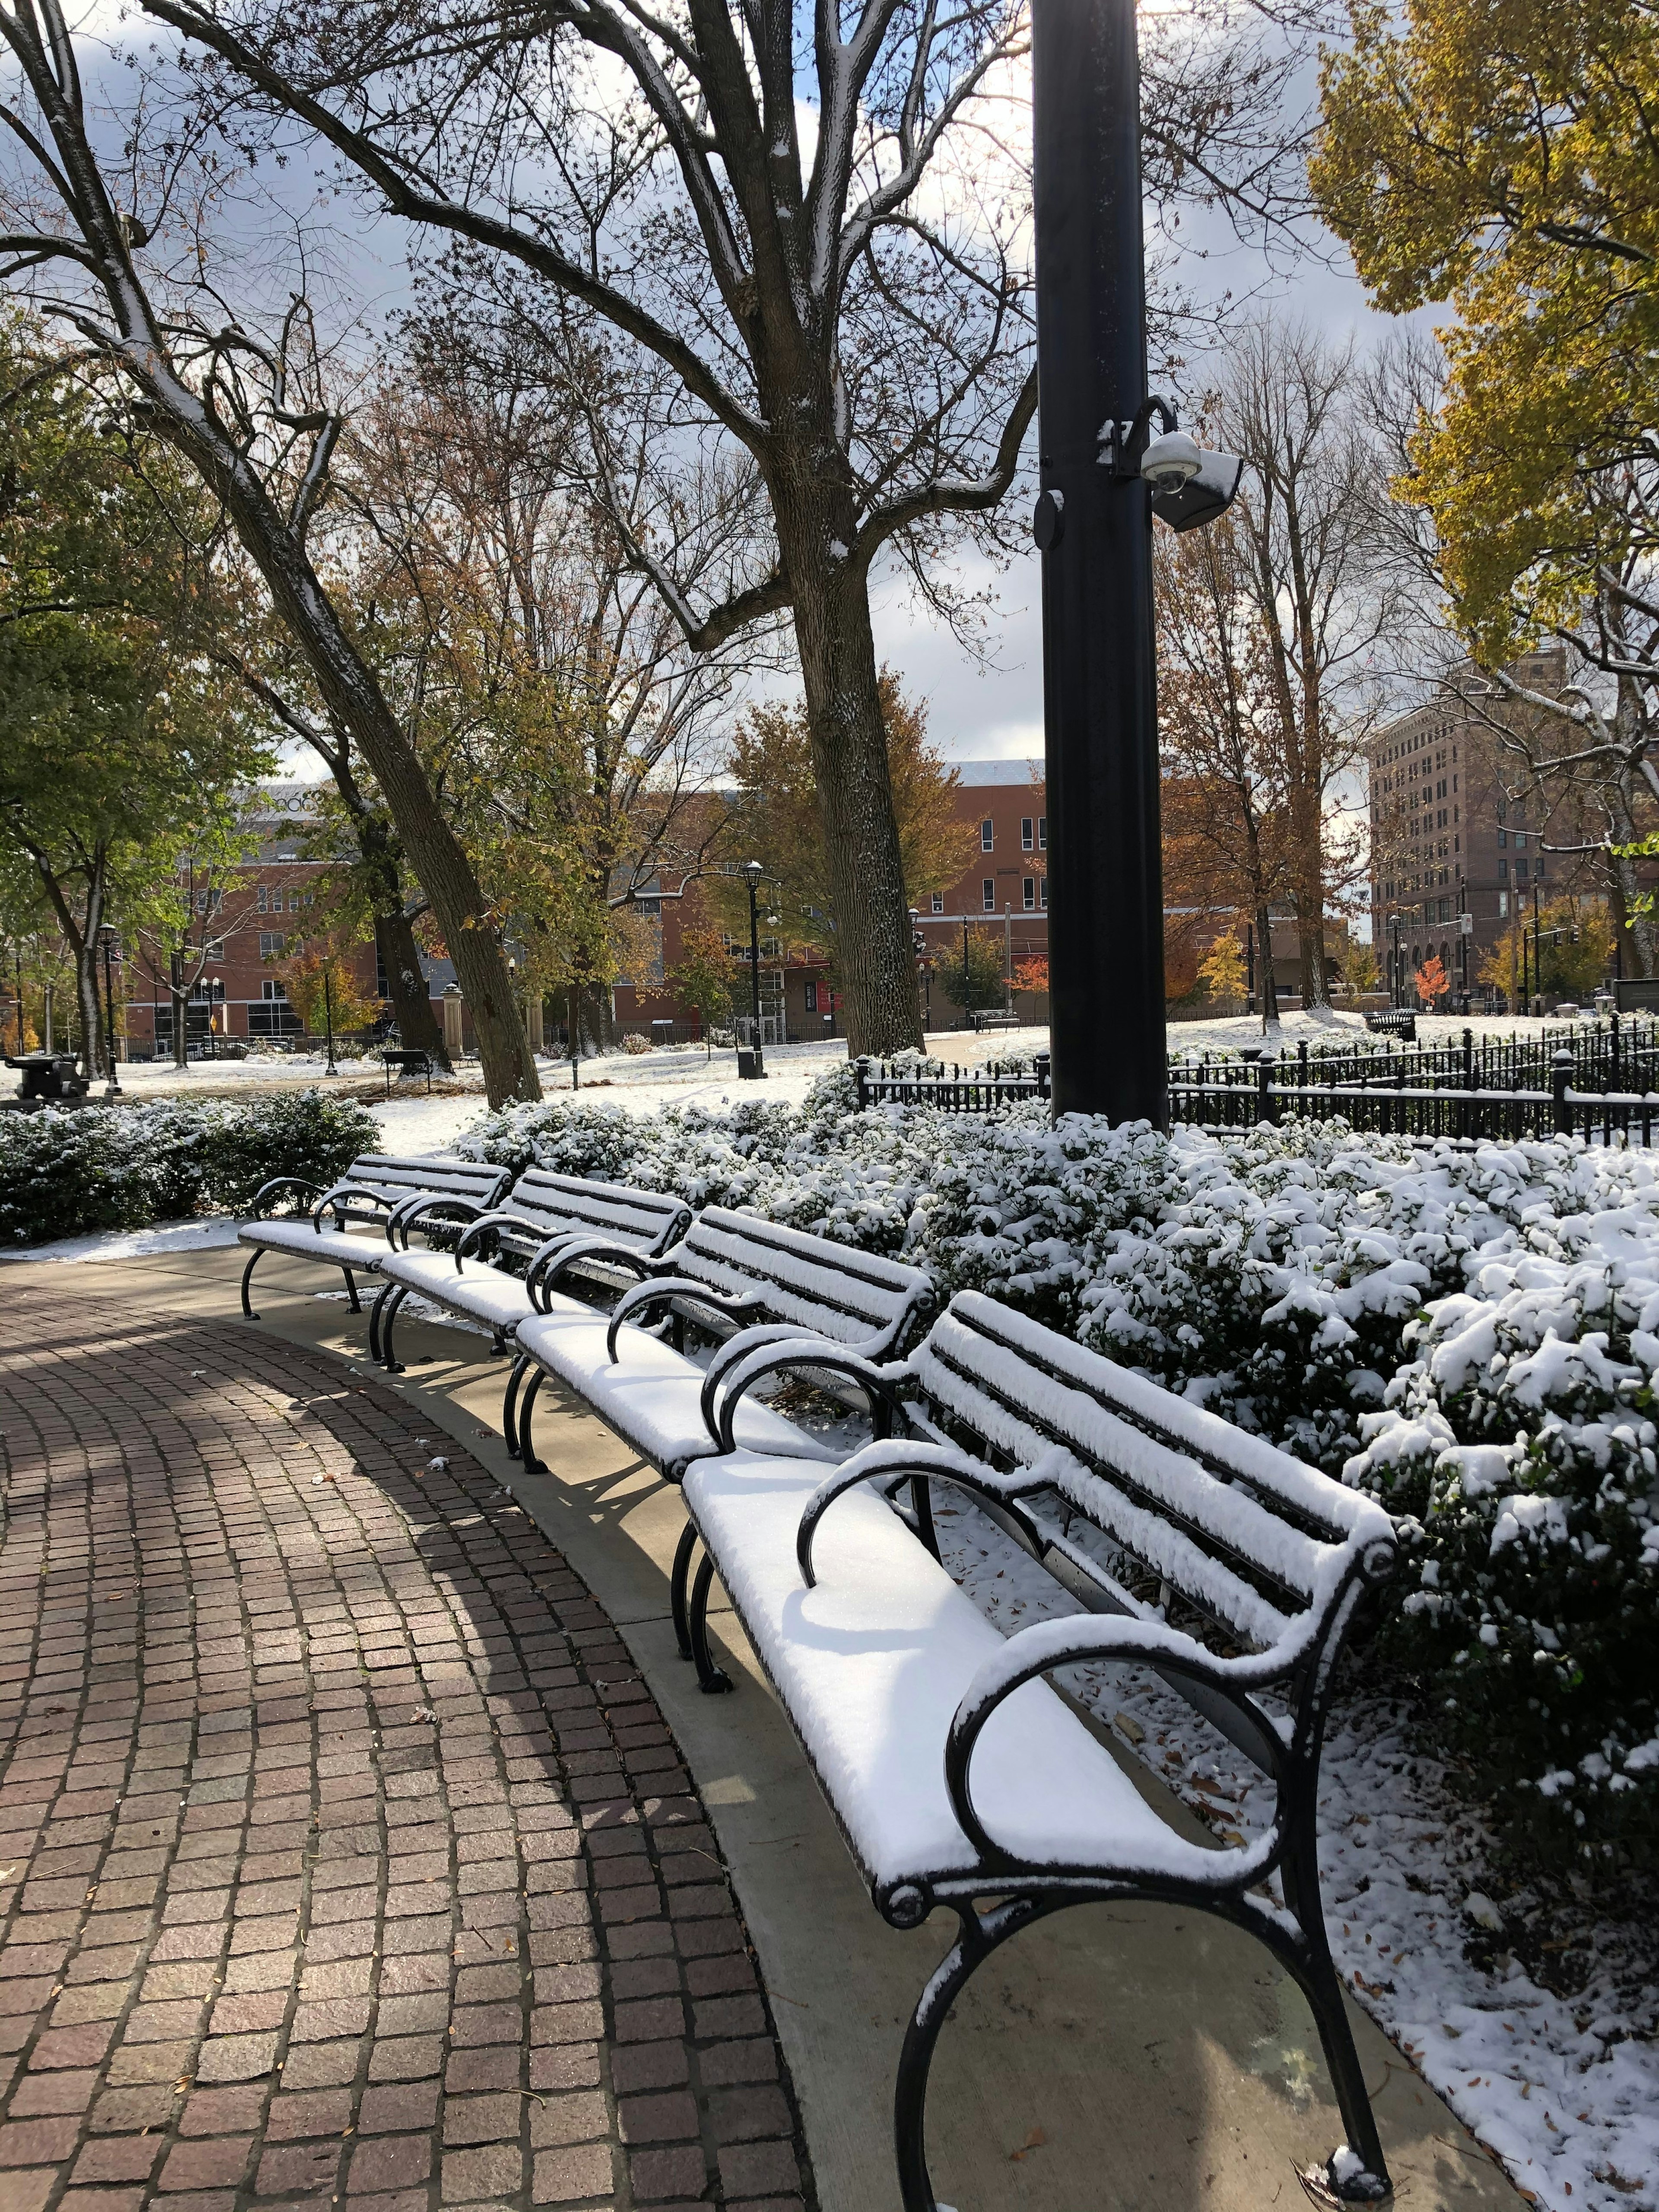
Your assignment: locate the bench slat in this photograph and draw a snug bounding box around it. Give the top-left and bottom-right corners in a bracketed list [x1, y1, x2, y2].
[677, 1211, 927, 1343]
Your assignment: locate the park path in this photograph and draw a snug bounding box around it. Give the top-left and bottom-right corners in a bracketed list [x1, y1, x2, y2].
[0, 1283, 810, 2212]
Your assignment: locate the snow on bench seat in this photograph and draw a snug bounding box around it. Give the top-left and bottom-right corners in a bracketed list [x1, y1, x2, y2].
[370, 1170, 693, 1373]
[236, 1156, 512, 1319]
[681, 1449, 1210, 1895]
[515, 1306, 840, 1482]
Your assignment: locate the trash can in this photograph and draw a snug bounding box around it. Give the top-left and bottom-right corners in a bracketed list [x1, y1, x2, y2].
[651, 1020, 676, 1048]
[737, 1048, 764, 1080]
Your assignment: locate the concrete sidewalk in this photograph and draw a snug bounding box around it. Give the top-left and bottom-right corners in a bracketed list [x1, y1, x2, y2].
[20, 1243, 1522, 2212]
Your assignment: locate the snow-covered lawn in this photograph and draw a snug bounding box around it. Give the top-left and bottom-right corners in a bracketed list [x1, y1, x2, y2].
[939, 1498, 1659, 2212]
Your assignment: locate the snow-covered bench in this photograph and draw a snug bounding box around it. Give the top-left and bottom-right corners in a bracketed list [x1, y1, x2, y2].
[511, 1208, 935, 1664]
[236, 1155, 511, 1319]
[367, 1169, 693, 1396]
[681, 1289, 1400, 2210]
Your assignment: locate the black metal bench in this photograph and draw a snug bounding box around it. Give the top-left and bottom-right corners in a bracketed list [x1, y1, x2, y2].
[1363, 1010, 1416, 1041]
[680, 1288, 1399, 2209]
[381, 1047, 434, 1093]
[509, 1207, 936, 1666]
[236, 1154, 511, 1317]
[368, 1168, 693, 1389]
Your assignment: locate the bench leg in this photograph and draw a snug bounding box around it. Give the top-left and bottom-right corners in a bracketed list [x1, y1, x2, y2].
[910, 1473, 940, 1562]
[687, 1554, 733, 1694]
[895, 1897, 1044, 2212]
[368, 1281, 394, 1365]
[669, 1522, 698, 1661]
[518, 1370, 547, 1474]
[502, 1354, 530, 1459]
[240, 1249, 263, 1320]
[380, 1286, 410, 1375]
[1277, 1838, 1393, 2204]
[340, 1265, 362, 1315]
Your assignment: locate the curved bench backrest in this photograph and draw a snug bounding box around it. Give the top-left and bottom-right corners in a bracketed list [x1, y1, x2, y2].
[333, 1155, 512, 1218]
[497, 1169, 691, 1256]
[672, 1207, 934, 1354]
[910, 1291, 1395, 1656]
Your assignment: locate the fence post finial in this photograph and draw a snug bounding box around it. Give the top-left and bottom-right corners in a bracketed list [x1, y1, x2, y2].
[1552, 1049, 1574, 1136]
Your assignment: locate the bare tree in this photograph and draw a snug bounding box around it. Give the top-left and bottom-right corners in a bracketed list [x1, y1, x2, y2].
[1220, 324, 1389, 1011]
[1157, 511, 1296, 1030]
[132, 0, 1318, 1051]
[0, 0, 541, 1103]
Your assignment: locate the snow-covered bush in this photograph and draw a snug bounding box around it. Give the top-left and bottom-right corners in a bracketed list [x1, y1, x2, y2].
[458, 1070, 1659, 1861]
[0, 1089, 379, 1246]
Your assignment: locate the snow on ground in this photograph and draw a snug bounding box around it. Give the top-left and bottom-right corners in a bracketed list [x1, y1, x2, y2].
[0, 1217, 242, 1266]
[935, 1497, 1659, 2212]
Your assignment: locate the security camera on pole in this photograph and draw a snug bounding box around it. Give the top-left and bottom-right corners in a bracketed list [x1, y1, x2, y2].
[1032, 0, 1241, 1125]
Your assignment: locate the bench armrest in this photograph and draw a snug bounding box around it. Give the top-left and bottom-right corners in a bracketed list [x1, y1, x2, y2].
[944, 1614, 1294, 1876]
[526, 1236, 658, 1310]
[450, 1209, 545, 1266]
[379, 1191, 486, 1248]
[706, 1336, 908, 1455]
[605, 1278, 765, 1363]
[246, 1175, 324, 1218]
[314, 1183, 401, 1230]
[797, 1440, 1036, 1586]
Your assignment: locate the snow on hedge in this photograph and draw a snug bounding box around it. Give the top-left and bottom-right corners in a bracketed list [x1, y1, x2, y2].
[460, 1060, 1659, 1864]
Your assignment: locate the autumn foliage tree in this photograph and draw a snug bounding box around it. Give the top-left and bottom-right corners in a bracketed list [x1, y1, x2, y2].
[1315, 0, 1659, 975]
[715, 676, 970, 977]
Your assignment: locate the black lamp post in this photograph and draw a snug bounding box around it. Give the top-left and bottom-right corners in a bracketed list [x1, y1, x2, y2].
[744, 860, 766, 1078]
[1033, 0, 1163, 1124]
[321, 960, 338, 1077]
[98, 923, 122, 1097]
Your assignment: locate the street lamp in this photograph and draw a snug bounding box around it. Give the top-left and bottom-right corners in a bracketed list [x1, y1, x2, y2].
[908, 908, 931, 1033]
[743, 860, 766, 1079]
[98, 923, 122, 1097]
[321, 960, 338, 1077]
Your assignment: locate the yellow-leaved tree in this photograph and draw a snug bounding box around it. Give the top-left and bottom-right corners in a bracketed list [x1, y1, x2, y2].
[1313, 0, 1659, 971]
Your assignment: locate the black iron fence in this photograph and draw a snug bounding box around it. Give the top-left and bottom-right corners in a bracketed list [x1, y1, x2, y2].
[1168, 1051, 1659, 1145]
[853, 1021, 1659, 1144]
[1170, 1016, 1659, 1102]
[855, 1052, 1051, 1113]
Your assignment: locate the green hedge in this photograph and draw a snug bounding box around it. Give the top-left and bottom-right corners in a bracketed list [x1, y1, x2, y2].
[0, 1090, 382, 1247]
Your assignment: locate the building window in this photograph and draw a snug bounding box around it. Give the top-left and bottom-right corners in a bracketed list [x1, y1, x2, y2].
[259, 931, 283, 958]
[204, 938, 224, 960]
[1498, 858, 1508, 881]
[1037, 816, 1047, 849]
[1039, 877, 1048, 909]
[1499, 891, 1510, 917]
[1515, 831, 1527, 851]
[930, 892, 944, 914]
[1535, 856, 1545, 878]
[980, 818, 994, 851]
[982, 879, 995, 912]
[804, 981, 817, 1013]
[1497, 829, 1507, 846]
[1021, 817, 1034, 850]
[256, 885, 268, 913]
[1023, 877, 1036, 910]
[261, 979, 288, 1001]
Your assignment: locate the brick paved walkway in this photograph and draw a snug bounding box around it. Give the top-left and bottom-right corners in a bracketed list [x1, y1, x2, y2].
[0, 1286, 812, 2212]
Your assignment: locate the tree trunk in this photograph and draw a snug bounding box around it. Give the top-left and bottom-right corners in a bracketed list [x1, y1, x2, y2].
[30, 847, 106, 1077]
[780, 502, 922, 1057]
[118, 356, 538, 1107]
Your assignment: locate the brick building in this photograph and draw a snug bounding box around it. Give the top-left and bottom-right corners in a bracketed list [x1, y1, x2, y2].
[120, 785, 430, 1057]
[1365, 652, 1601, 1002]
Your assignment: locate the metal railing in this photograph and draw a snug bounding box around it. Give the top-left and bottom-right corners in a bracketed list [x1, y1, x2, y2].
[855, 1052, 1051, 1113]
[1168, 1049, 1659, 1145]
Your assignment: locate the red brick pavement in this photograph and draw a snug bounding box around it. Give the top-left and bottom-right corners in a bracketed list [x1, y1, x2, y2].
[0, 1285, 812, 2212]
